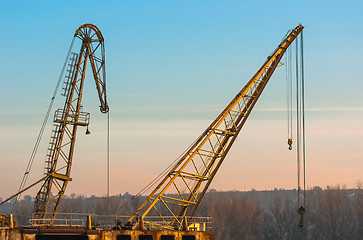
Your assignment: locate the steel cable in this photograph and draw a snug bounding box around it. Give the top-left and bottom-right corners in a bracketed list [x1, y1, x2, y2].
[115, 131, 206, 213]
[286, 46, 293, 150]
[295, 37, 301, 208]
[300, 30, 306, 205]
[12, 37, 76, 212]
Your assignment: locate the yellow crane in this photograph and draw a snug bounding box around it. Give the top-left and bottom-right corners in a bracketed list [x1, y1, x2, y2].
[0, 23, 109, 226]
[127, 24, 304, 231]
[31, 23, 109, 223]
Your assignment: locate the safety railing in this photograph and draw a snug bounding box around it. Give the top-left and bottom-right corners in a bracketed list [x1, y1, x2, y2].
[29, 213, 212, 231]
[53, 109, 90, 126]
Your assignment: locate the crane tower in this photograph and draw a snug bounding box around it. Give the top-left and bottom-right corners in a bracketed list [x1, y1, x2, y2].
[33, 24, 109, 223]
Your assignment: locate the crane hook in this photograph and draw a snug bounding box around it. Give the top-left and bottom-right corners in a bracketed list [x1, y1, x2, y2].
[288, 138, 293, 150]
[298, 206, 306, 228]
[86, 126, 91, 135]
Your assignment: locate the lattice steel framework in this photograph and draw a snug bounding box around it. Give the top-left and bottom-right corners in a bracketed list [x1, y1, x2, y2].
[33, 24, 108, 223]
[128, 24, 304, 230]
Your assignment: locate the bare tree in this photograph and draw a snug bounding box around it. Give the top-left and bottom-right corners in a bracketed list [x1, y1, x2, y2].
[12, 195, 33, 226]
[263, 193, 297, 240]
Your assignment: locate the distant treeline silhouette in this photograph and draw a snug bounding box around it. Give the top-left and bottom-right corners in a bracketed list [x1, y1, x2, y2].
[1, 185, 362, 240]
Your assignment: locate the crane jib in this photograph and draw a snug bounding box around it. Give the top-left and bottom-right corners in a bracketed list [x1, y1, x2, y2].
[127, 24, 304, 231]
[32, 24, 109, 224]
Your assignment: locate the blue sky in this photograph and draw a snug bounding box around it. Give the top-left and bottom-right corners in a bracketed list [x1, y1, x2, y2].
[1, 1, 363, 198]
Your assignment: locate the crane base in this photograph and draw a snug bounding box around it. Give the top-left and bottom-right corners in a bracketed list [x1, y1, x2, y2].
[0, 226, 214, 240]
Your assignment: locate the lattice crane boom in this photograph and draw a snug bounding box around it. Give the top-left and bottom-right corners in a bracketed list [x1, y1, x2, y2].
[33, 24, 108, 223]
[128, 24, 304, 230]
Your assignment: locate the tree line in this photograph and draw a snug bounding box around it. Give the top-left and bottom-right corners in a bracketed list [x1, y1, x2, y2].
[0, 185, 362, 240]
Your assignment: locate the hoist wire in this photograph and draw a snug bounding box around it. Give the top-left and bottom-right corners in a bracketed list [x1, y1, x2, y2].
[286, 46, 293, 142]
[12, 37, 76, 212]
[289, 49, 293, 140]
[294, 29, 306, 208]
[285, 48, 290, 139]
[107, 111, 110, 199]
[107, 110, 110, 227]
[295, 36, 301, 208]
[300, 30, 306, 205]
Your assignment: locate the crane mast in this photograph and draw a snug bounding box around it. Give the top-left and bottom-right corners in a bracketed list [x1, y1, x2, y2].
[33, 24, 108, 223]
[128, 24, 304, 230]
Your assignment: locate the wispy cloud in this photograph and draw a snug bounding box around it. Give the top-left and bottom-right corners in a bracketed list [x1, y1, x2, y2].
[254, 107, 363, 112]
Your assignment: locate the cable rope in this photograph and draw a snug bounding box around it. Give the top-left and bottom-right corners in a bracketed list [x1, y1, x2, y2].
[295, 36, 301, 208]
[107, 112, 110, 199]
[289, 48, 293, 147]
[291, 28, 306, 228]
[285, 48, 290, 139]
[300, 30, 306, 205]
[115, 131, 206, 213]
[106, 108, 110, 228]
[286, 46, 293, 150]
[12, 37, 76, 212]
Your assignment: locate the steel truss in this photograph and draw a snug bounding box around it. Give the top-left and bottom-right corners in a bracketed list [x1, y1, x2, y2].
[33, 24, 108, 223]
[128, 25, 304, 230]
